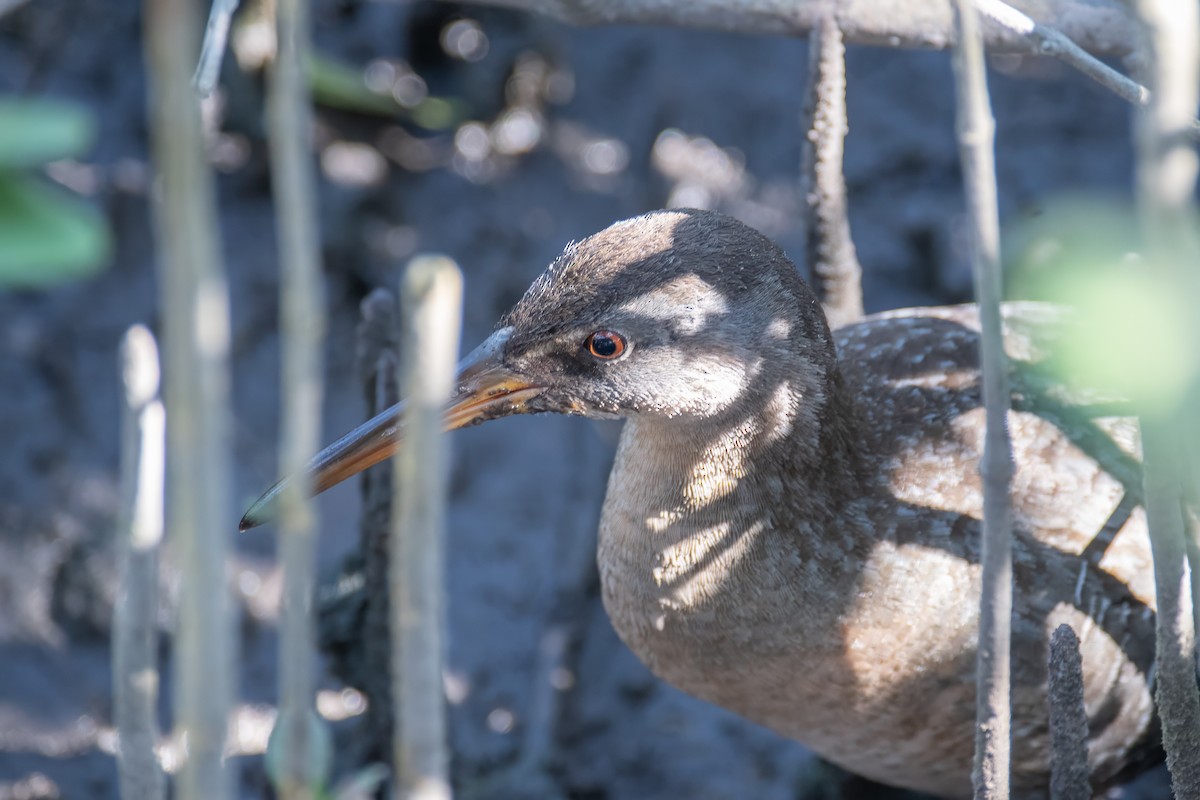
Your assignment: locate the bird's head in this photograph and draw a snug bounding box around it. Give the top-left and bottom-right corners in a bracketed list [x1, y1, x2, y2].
[241, 209, 836, 530]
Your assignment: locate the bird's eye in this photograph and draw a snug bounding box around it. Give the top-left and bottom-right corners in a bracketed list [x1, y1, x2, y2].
[585, 330, 627, 360]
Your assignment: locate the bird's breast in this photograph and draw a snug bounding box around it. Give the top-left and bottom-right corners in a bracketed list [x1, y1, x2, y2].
[592, 420, 970, 767]
[592, 408, 1158, 797]
[594, 459, 992, 798]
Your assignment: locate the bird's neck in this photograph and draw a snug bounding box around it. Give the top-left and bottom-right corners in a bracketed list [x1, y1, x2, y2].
[605, 377, 865, 547]
[597, 364, 870, 625]
[595, 369, 876, 719]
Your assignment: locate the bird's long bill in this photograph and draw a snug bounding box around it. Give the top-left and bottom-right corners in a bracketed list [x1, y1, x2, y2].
[239, 327, 538, 531]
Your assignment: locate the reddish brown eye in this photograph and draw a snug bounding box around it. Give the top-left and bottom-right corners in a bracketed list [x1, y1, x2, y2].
[586, 330, 627, 360]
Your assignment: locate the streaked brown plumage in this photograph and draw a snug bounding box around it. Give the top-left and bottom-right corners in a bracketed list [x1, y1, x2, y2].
[244, 209, 1160, 798]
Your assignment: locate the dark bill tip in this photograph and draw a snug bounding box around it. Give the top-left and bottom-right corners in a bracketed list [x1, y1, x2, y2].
[239, 489, 278, 531]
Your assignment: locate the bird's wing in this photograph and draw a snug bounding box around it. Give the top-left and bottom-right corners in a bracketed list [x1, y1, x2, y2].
[834, 302, 1159, 790]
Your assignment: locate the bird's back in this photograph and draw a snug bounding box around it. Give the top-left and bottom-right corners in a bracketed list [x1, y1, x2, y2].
[831, 303, 1158, 796]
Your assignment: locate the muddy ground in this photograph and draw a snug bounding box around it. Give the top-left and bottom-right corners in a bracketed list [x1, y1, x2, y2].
[0, 1, 1171, 798]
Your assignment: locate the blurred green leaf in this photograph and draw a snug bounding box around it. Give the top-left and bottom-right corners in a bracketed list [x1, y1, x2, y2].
[265, 708, 333, 796]
[1052, 268, 1196, 411]
[309, 53, 403, 118]
[330, 764, 389, 800]
[0, 172, 110, 286]
[308, 53, 465, 131]
[411, 97, 458, 131]
[0, 99, 95, 169]
[1008, 197, 1200, 413]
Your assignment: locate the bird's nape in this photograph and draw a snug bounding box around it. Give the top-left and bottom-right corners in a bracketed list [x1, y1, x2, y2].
[239, 326, 541, 531]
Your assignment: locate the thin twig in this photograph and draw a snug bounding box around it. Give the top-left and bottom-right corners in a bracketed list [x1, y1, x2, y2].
[448, 0, 1200, 137]
[1139, 425, 1200, 795]
[194, 0, 242, 97]
[114, 324, 166, 800]
[1186, 389, 1200, 663]
[394, 257, 462, 800]
[1046, 624, 1091, 800]
[448, 0, 1140, 56]
[975, 0, 1146, 105]
[267, 0, 329, 792]
[800, 11, 864, 329]
[0, 0, 31, 18]
[306, 291, 399, 765]
[361, 291, 401, 761]
[1131, 0, 1200, 795]
[142, 0, 235, 794]
[974, 0, 1200, 142]
[950, 1, 1015, 798]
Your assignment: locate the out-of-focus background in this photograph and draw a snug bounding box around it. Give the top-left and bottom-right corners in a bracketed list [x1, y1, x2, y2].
[0, 1, 1152, 797]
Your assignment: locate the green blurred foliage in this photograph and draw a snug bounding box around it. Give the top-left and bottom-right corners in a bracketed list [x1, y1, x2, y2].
[0, 99, 111, 287]
[328, 764, 389, 800]
[0, 175, 110, 286]
[0, 100, 93, 168]
[265, 708, 333, 797]
[309, 53, 464, 130]
[1007, 197, 1200, 414]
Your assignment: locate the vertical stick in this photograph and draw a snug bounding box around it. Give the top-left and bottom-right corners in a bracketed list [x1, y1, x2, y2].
[1132, 1, 1200, 794]
[358, 289, 401, 759]
[193, 0, 242, 96]
[1141, 417, 1200, 796]
[1188, 418, 1200, 668]
[950, 3, 1015, 798]
[393, 256, 462, 800]
[1046, 625, 1091, 800]
[114, 325, 167, 800]
[266, 0, 328, 793]
[799, 10, 864, 329]
[143, 0, 234, 795]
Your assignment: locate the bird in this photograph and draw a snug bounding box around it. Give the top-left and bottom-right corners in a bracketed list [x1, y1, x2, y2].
[242, 208, 1161, 798]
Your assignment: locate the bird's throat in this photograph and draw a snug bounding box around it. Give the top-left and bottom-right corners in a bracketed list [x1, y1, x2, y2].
[596, 398, 868, 673]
